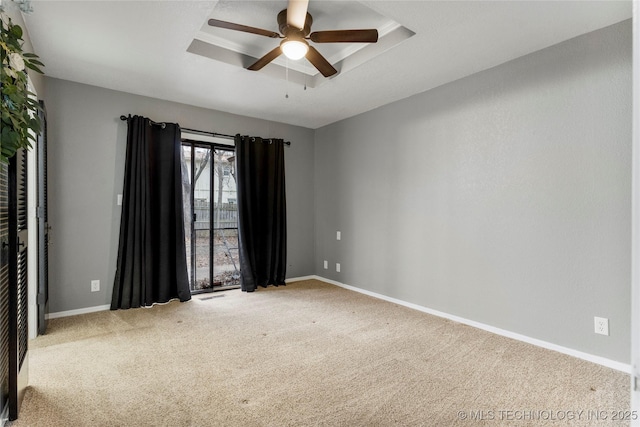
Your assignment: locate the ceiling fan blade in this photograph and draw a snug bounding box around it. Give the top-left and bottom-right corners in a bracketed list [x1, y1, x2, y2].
[287, 0, 309, 30]
[310, 29, 378, 43]
[306, 46, 337, 77]
[247, 46, 283, 71]
[208, 19, 281, 38]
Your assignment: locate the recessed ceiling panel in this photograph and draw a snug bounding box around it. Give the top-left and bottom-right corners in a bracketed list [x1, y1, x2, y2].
[191, 0, 413, 80]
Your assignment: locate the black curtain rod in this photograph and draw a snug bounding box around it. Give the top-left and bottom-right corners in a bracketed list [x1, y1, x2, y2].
[120, 114, 166, 129]
[120, 115, 291, 146]
[182, 127, 291, 146]
[181, 127, 235, 140]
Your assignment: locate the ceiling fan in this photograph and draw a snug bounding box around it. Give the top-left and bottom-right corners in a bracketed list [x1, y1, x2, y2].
[208, 0, 378, 77]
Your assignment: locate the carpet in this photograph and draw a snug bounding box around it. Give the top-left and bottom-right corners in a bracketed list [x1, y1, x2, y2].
[8, 279, 629, 426]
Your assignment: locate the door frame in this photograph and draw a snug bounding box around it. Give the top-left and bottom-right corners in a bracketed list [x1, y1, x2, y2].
[26, 119, 38, 340]
[181, 134, 238, 293]
[631, 0, 639, 421]
[35, 100, 48, 336]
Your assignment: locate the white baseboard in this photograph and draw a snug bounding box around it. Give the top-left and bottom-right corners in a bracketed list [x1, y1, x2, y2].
[47, 304, 111, 320]
[305, 275, 631, 374]
[285, 275, 317, 283]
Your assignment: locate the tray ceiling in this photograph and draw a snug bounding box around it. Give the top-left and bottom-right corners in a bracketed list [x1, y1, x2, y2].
[190, 0, 413, 85]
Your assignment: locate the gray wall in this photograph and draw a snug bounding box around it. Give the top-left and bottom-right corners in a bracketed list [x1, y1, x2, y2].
[42, 78, 315, 313]
[314, 21, 632, 363]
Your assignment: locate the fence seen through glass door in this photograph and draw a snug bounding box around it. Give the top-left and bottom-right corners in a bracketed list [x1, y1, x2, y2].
[182, 142, 240, 292]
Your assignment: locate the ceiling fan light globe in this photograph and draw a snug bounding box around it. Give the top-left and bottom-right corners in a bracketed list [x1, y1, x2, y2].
[281, 40, 309, 60]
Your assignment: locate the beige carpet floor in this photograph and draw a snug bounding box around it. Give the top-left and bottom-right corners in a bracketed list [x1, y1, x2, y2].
[8, 279, 629, 426]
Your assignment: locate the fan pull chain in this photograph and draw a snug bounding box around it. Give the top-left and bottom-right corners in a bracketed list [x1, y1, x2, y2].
[285, 58, 289, 99]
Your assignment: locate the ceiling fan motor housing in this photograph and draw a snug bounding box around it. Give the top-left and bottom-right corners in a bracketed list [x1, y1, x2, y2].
[277, 9, 313, 37]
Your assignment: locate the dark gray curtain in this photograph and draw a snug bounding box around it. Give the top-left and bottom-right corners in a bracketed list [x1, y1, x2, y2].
[111, 115, 191, 309]
[235, 135, 287, 292]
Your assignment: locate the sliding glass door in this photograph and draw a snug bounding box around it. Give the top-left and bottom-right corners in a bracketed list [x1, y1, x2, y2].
[182, 141, 240, 292]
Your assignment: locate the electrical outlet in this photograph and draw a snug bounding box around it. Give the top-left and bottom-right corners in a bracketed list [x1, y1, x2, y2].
[336, 263, 341, 273]
[91, 280, 100, 292]
[336, 231, 341, 241]
[594, 316, 609, 336]
[323, 260, 328, 269]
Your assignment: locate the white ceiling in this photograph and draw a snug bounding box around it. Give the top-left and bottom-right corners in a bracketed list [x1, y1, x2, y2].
[22, 1, 632, 129]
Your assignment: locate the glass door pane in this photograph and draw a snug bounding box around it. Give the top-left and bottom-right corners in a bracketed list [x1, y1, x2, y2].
[181, 145, 193, 289]
[212, 149, 239, 288]
[193, 146, 212, 291]
[182, 141, 240, 293]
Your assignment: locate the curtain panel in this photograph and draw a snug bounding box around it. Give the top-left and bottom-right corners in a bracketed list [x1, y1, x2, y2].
[111, 115, 191, 309]
[235, 135, 287, 292]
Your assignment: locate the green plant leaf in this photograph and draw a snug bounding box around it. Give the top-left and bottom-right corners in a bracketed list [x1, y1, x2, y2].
[28, 58, 44, 67]
[25, 62, 44, 74]
[9, 24, 22, 39]
[1, 12, 45, 160]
